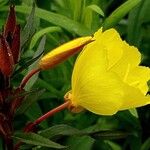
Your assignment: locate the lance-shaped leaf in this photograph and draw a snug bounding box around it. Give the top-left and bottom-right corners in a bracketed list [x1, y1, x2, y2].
[21, 4, 35, 47]
[13, 132, 66, 149]
[39, 36, 93, 70]
[0, 35, 14, 76]
[4, 5, 16, 37]
[102, 0, 141, 30]
[11, 24, 20, 64]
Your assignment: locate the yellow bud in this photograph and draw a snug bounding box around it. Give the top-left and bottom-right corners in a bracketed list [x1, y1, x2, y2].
[39, 36, 92, 70]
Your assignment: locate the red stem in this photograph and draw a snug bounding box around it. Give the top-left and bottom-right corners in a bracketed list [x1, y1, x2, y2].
[14, 101, 70, 150]
[25, 101, 70, 132]
[19, 68, 41, 89]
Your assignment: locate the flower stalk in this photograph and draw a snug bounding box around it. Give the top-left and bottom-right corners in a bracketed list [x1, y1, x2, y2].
[19, 68, 41, 89]
[24, 101, 70, 132]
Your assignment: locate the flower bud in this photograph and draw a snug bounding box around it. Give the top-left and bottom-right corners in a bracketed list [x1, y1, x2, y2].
[0, 35, 14, 76]
[11, 25, 20, 64]
[39, 36, 92, 70]
[4, 5, 16, 37]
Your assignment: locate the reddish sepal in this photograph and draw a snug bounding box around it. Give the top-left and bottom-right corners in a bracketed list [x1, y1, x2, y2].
[0, 35, 14, 76]
[4, 5, 16, 38]
[11, 25, 20, 64]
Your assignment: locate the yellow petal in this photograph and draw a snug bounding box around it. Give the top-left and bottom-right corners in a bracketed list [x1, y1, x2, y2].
[110, 41, 150, 94]
[126, 66, 150, 94]
[39, 36, 92, 70]
[93, 28, 123, 69]
[110, 41, 141, 79]
[72, 71, 124, 115]
[72, 40, 108, 91]
[71, 41, 124, 115]
[120, 84, 150, 110]
[64, 28, 150, 116]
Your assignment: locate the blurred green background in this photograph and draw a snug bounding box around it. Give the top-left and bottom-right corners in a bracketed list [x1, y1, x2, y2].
[0, 0, 150, 149]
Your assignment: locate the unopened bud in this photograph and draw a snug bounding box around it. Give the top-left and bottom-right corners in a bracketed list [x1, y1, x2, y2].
[39, 36, 92, 70]
[11, 25, 20, 64]
[0, 35, 14, 76]
[4, 5, 16, 37]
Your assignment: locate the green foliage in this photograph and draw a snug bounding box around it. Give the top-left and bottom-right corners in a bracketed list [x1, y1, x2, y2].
[29, 27, 62, 50]
[25, 36, 46, 91]
[127, 0, 150, 46]
[13, 132, 66, 149]
[103, 0, 141, 30]
[141, 138, 150, 150]
[21, 4, 36, 47]
[15, 5, 92, 36]
[0, 0, 150, 149]
[16, 89, 45, 115]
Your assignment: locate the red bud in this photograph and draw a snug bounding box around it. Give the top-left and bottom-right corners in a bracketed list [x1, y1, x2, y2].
[11, 25, 20, 64]
[0, 35, 14, 76]
[4, 5, 16, 38]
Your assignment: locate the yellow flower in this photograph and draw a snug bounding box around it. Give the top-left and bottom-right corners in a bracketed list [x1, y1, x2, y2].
[39, 36, 92, 70]
[64, 28, 150, 115]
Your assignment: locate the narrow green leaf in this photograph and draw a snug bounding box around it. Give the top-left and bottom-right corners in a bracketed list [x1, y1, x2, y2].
[87, 4, 104, 17]
[82, 7, 93, 29]
[91, 130, 131, 140]
[127, 0, 150, 46]
[0, 6, 92, 36]
[13, 132, 66, 149]
[21, 4, 36, 47]
[137, 0, 150, 23]
[39, 124, 81, 138]
[72, 0, 83, 21]
[39, 124, 131, 140]
[103, 0, 141, 30]
[30, 26, 62, 50]
[25, 36, 46, 90]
